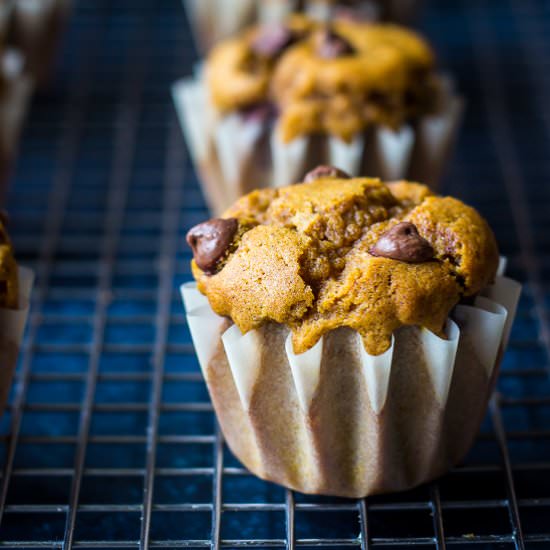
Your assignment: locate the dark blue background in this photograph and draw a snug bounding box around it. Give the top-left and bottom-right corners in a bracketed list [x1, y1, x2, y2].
[0, 0, 549, 547]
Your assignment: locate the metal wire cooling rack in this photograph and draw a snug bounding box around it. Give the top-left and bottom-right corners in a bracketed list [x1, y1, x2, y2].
[0, 0, 549, 548]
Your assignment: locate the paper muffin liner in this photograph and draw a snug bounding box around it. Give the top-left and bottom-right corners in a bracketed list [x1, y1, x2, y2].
[172, 73, 463, 215]
[181, 263, 520, 497]
[0, 48, 34, 206]
[0, 266, 34, 416]
[10, 0, 72, 86]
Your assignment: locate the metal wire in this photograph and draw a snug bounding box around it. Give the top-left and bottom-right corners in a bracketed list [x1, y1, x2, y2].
[0, 0, 548, 548]
[138, 94, 186, 548]
[0, 0, 104, 533]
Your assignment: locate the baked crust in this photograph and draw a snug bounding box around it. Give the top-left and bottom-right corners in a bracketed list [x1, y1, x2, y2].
[192, 178, 499, 356]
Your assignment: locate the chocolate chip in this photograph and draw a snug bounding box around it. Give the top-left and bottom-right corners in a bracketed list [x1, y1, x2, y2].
[304, 165, 351, 183]
[369, 222, 434, 263]
[186, 218, 238, 274]
[317, 28, 355, 59]
[251, 24, 297, 59]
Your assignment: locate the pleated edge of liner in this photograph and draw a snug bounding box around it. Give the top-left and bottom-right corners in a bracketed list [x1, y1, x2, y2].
[180, 257, 521, 415]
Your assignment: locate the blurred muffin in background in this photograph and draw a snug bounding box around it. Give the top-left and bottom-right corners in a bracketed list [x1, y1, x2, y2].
[173, 15, 462, 214]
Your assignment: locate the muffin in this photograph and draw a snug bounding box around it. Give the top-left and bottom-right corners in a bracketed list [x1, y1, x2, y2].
[181, 170, 521, 497]
[173, 15, 462, 214]
[0, 215, 33, 415]
[183, 1, 422, 54]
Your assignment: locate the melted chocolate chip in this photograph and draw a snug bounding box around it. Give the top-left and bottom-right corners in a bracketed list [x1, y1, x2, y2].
[186, 218, 238, 274]
[317, 28, 355, 59]
[251, 24, 297, 59]
[304, 165, 351, 183]
[369, 222, 434, 263]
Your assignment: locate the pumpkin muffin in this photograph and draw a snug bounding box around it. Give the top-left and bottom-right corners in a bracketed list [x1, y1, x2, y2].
[173, 15, 462, 214]
[182, 170, 521, 497]
[209, 16, 438, 143]
[190, 171, 498, 355]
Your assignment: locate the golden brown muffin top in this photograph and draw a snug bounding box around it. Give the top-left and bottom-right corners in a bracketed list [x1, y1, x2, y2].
[187, 171, 499, 356]
[0, 216, 18, 309]
[207, 15, 439, 143]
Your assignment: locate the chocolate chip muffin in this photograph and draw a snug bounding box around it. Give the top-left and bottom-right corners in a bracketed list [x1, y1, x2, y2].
[209, 16, 438, 143]
[189, 170, 498, 355]
[174, 14, 462, 214]
[182, 169, 520, 497]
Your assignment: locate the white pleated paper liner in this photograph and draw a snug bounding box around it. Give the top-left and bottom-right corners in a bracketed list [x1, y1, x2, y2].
[172, 73, 464, 215]
[180, 263, 521, 497]
[0, 266, 34, 416]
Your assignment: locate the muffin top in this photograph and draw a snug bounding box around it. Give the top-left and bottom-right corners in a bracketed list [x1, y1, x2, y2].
[0, 216, 18, 309]
[187, 170, 499, 356]
[207, 15, 439, 143]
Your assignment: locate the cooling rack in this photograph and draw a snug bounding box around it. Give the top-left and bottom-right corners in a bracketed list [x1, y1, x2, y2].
[0, 0, 549, 548]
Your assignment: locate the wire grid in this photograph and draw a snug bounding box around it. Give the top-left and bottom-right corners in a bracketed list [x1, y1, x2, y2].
[0, 0, 548, 548]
